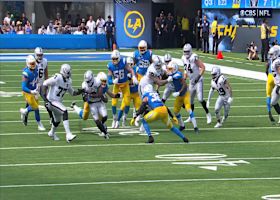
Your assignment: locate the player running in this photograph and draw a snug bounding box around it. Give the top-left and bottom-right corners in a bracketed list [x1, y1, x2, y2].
[19, 55, 45, 131]
[271, 58, 280, 124]
[182, 43, 211, 124]
[207, 67, 233, 128]
[42, 64, 83, 142]
[133, 40, 153, 81]
[131, 84, 189, 143]
[108, 50, 138, 128]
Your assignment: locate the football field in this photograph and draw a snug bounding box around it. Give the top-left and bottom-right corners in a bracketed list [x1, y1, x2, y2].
[0, 52, 280, 200]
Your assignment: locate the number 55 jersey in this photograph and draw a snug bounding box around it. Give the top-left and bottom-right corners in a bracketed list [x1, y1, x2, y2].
[44, 73, 74, 102]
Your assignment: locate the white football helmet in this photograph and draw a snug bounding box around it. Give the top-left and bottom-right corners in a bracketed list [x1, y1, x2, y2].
[164, 53, 172, 64]
[84, 70, 94, 84]
[183, 43, 192, 59]
[166, 61, 179, 75]
[97, 72, 108, 87]
[211, 67, 221, 80]
[26, 55, 36, 70]
[268, 46, 280, 60]
[147, 66, 158, 77]
[126, 56, 134, 67]
[138, 40, 147, 54]
[143, 84, 154, 94]
[152, 55, 162, 71]
[60, 64, 71, 79]
[34, 47, 43, 62]
[111, 50, 121, 64]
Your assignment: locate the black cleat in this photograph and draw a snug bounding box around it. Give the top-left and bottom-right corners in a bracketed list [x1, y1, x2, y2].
[70, 101, 76, 109]
[147, 136, 154, 143]
[269, 112, 275, 124]
[194, 127, 199, 134]
[23, 112, 28, 126]
[179, 126, 185, 131]
[183, 137, 189, 143]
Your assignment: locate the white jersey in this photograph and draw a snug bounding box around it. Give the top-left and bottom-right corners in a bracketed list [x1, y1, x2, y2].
[82, 78, 102, 103]
[43, 73, 74, 102]
[138, 65, 159, 96]
[182, 53, 202, 82]
[36, 58, 48, 84]
[211, 75, 230, 97]
[272, 58, 280, 86]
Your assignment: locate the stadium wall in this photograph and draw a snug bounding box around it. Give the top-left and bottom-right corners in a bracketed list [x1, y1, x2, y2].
[0, 34, 107, 49]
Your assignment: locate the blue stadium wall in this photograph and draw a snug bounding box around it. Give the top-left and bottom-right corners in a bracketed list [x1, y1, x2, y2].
[0, 34, 107, 49]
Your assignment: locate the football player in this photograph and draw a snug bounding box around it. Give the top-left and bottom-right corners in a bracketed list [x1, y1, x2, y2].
[133, 40, 153, 81]
[266, 45, 280, 123]
[271, 58, 280, 123]
[182, 43, 211, 124]
[207, 67, 233, 128]
[42, 64, 83, 142]
[120, 57, 141, 126]
[108, 50, 138, 128]
[162, 53, 175, 103]
[19, 55, 45, 131]
[131, 84, 189, 143]
[166, 61, 199, 133]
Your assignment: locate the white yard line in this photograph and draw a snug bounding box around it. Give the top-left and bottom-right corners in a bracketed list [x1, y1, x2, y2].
[1, 177, 280, 188]
[0, 156, 279, 167]
[1, 140, 280, 150]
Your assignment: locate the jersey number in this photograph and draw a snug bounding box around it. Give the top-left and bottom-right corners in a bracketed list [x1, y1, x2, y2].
[56, 86, 67, 97]
[38, 69, 44, 79]
[218, 88, 226, 96]
[151, 93, 161, 102]
[185, 64, 193, 74]
[113, 69, 125, 80]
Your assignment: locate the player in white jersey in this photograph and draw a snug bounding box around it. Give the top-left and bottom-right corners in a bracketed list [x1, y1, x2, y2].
[42, 64, 83, 142]
[72, 71, 112, 139]
[182, 44, 211, 124]
[207, 67, 233, 128]
[271, 58, 280, 123]
[162, 53, 175, 103]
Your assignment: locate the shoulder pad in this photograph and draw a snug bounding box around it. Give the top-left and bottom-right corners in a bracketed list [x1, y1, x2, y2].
[218, 75, 227, 84]
[191, 53, 199, 61]
[173, 71, 182, 79]
[22, 71, 29, 77]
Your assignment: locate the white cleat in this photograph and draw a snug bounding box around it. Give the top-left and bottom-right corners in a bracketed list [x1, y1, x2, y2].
[66, 134, 77, 143]
[214, 122, 222, 128]
[184, 117, 191, 123]
[139, 123, 145, 132]
[20, 108, 28, 126]
[278, 116, 280, 124]
[221, 116, 227, 124]
[114, 121, 120, 129]
[206, 113, 212, 124]
[111, 120, 116, 128]
[122, 119, 126, 127]
[48, 130, 60, 141]
[37, 121, 46, 131]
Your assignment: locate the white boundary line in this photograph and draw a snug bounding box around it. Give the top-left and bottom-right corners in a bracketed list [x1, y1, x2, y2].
[1, 156, 280, 167]
[1, 140, 280, 150]
[1, 177, 280, 188]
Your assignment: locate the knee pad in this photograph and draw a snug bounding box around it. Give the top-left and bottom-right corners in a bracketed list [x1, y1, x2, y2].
[63, 110, 68, 121]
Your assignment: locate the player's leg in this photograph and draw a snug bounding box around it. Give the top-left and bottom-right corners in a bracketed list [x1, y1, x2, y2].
[222, 98, 231, 124]
[271, 85, 280, 123]
[143, 109, 160, 143]
[100, 102, 109, 132]
[266, 74, 275, 123]
[197, 79, 211, 124]
[90, 102, 109, 139]
[47, 108, 61, 141]
[111, 84, 120, 128]
[214, 96, 224, 128]
[183, 91, 198, 133]
[162, 85, 173, 103]
[116, 83, 131, 128]
[173, 96, 185, 130]
[184, 83, 196, 123]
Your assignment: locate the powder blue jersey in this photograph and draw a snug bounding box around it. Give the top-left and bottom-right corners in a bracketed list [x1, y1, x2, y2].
[171, 71, 187, 96]
[143, 92, 164, 109]
[107, 57, 128, 83]
[22, 67, 38, 92]
[133, 50, 153, 76]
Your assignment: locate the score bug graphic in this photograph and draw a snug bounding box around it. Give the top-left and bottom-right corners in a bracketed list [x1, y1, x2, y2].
[124, 10, 145, 38]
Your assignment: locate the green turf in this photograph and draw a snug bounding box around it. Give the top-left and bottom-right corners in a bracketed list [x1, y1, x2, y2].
[0, 59, 279, 200]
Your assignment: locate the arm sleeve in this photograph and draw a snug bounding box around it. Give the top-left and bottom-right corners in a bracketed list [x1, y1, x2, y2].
[22, 80, 31, 93]
[207, 87, 215, 102]
[108, 75, 113, 85]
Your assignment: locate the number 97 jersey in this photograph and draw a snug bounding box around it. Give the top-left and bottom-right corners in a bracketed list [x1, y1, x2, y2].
[37, 58, 48, 84]
[211, 75, 230, 97]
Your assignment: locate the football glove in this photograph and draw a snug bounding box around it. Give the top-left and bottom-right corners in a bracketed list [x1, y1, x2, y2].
[134, 115, 141, 127]
[172, 92, 180, 97]
[227, 97, 233, 105]
[172, 116, 179, 125]
[130, 117, 136, 126]
[132, 76, 138, 85]
[115, 93, 121, 98]
[113, 78, 119, 84]
[167, 76, 173, 83]
[31, 89, 38, 95]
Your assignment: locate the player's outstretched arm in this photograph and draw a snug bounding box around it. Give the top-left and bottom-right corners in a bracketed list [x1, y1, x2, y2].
[207, 87, 215, 108]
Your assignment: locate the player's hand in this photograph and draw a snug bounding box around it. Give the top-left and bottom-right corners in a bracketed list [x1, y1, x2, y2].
[172, 92, 180, 97]
[102, 95, 108, 103]
[227, 97, 233, 105]
[127, 73, 132, 80]
[115, 93, 121, 98]
[134, 115, 141, 127]
[132, 76, 138, 85]
[172, 116, 179, 125]
[113, 78, 119, 84]
[206, 100, 210, 108]
[167, 76, 173, 83]
[130, 117, 136, 126]
[30, 89, 38, 95]
[194, 75, 201, 84]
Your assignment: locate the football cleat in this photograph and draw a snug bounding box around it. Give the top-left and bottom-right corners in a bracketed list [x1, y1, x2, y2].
[114, 121, 120, 129]
[206, 113, 212, 124]
[37, 121, 46, 131]
[183, 137, 189, 143]
[221, 116, 227, 124]
[214, 122, 222, 128]
[122, 116, 126, 127]
[111, 120, 116, 128]
[184, 117, 191, 123]
[147, 136, 154, 143]
[70, 101, 76, 109]
[268, 112, 276, 124]
[194, 127, 199, 134]
[179, 126, 185, 131]
[139, 124, 145, 132]
[104, 133, 110, 140]
[48, 130, 60, 141]
[66, 133, 77, 143]
[20, 108, 28, 126]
